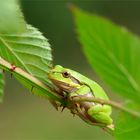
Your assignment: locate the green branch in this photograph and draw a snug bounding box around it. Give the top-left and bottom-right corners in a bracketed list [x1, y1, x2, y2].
[1, 56, 140, 120]
[0, 56, 62, 102]
[72, 96, 140, 118]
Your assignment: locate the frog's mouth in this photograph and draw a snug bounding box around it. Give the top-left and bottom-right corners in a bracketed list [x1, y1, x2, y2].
[49, 78, 77, 93]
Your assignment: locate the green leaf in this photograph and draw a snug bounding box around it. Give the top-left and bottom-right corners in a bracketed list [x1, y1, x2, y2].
[0, 0, 53, 84]
[0, 70, 4, 102]
[115, 102, 140, 140]
[0, 0, 53, 99]
[0, 0, 26, 34]
[72, 7, 140, 139]
[72, 7, 140, 103]
[0, 25, 52, 85]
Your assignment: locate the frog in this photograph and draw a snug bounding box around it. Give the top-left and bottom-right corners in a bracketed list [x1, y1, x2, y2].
[48, 65, 113, 129]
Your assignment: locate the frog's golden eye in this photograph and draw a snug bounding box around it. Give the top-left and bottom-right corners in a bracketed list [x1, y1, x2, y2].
[62, 71, 70, 78]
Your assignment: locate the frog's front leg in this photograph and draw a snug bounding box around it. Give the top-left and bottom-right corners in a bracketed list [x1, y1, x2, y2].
[69, 85, 91, 97]
[88, 104, 113, 125]
[68, 85, 89, 109]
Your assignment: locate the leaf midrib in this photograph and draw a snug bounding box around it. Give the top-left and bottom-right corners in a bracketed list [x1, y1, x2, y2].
[0, 36, 31, 73]
[88, 31, 140, 93]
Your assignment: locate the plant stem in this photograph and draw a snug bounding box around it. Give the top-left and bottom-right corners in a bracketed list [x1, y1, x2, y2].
[72, 96, 140, 118]
[0, 57, 62, 102]
[1, 57, 140, 119]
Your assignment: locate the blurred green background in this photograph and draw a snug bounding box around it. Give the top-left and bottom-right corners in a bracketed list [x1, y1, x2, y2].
[1, 0, 140, 139]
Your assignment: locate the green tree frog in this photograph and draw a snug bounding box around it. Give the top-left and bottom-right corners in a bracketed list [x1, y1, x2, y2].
[48, 65, 113, 129]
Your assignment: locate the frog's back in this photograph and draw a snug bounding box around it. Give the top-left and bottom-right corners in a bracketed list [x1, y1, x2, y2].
[68, 69, 109, 100]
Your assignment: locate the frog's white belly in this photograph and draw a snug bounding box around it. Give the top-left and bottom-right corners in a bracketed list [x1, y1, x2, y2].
[79, 91, 95, 110]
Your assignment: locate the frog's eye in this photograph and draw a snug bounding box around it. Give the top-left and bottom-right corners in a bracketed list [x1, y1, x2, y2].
[62, 71, 70, 78]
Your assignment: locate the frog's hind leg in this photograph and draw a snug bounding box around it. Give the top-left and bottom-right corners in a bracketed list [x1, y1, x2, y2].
[87, 104, 113, 125]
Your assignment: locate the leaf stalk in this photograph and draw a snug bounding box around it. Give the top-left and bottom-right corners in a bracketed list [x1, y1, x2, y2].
[72, 96, 140, 118]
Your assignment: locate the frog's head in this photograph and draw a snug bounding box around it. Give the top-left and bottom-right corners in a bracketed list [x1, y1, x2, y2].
[48, 65, 81, 92]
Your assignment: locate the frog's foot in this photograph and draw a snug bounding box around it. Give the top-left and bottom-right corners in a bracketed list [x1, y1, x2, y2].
[75, 103, 85, 113]
[68, 95, 76, 101]
[69, 103, 86, 118]
[88, 104, 113, 125]
[61, 106, 66, 112]
[70, 109, 77, 117]
[106, 124, 114, 130]
[69, 103, 81, 115]
[59, 92, 70, 112]
[49, 99, 59, 111]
